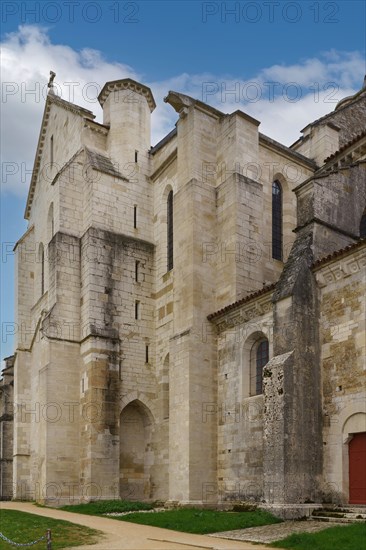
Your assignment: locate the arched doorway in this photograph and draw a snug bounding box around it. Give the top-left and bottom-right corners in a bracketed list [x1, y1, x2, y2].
[349, 432, 366, 504]
[119, 400, 154, 500]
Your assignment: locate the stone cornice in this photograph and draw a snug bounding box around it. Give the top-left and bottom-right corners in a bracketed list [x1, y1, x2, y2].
[25, 97, 53, 219]
[211, 291, 274, 333]
[294, 218, 359, 240]
[98, 78, 156, 112]
[170, 328, 191, 341]
[49, 94, 95, 118]
[150, 128, 177, 155]
[84, 117, 110, 135]
[294, 158, 366, 193]
[259, 133, 317, 170]
[313, 244, 366, 287]
[323, 130, 366, 163]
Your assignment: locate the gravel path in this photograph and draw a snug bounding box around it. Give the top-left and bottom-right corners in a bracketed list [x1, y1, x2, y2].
[0, 501, 271, 550]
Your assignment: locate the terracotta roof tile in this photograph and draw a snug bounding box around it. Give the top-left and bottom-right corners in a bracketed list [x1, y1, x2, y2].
[208, 239, 366, 321]
[207, 283, 276, 321]
[312, 238, 366, 268]
[323, 130, 366, 163]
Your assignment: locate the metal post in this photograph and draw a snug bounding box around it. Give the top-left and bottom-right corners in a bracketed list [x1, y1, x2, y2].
[46, 529, 52, 550]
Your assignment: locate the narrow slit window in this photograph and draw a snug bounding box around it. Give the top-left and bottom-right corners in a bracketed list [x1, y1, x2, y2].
[39, 243, 45, 296]
[167, 190, 173, 271]
[135, 260, 140, 282]
[134, 205, 137, 228]
[48, 202, 54, 240]
[272, 180, 283, 260]
[50, 135, 54, 168]
[135, 300, 140, 320]
[145, 345, 149, 364]
[135, 150, 138, 163]
[163, 354, 169, 419]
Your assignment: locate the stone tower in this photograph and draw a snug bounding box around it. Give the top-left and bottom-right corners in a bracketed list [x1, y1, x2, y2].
[5, 75, 366, 513]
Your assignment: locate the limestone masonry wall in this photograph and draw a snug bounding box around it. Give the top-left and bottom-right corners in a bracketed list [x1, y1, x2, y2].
[3, 77, 365, 510]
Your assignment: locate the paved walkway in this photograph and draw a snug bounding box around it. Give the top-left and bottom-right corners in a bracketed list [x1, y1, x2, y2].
[210, 519, 348, 544]
[0, 502, 270, 550]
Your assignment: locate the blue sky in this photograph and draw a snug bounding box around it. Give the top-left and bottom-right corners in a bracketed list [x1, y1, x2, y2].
[1, 0, 366, 363]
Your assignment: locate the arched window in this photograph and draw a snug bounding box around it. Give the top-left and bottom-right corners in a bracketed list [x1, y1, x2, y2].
[254, 339, 269, 395]
[39, 243, 45, 296]
[242, 331, 271, 399]
[360, 209, 366, 238]
[272, 180, 283, 260]
[249, 337, 269, 395]
[167, 190, 173, 271]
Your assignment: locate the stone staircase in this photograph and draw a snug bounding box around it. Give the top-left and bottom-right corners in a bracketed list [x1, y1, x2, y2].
[310, 505, 366, 523]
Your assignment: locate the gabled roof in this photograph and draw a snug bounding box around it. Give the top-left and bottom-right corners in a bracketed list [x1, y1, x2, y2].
[25, 93, 95, 219]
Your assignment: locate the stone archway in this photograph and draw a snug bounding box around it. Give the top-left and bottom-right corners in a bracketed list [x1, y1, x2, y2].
[119, 399, 154, 501]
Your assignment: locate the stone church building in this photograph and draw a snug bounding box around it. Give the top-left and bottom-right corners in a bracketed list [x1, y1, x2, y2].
[1, 75, 365, 515]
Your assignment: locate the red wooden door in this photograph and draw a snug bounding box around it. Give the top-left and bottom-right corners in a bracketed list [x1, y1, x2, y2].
[349, 432, 366, 504]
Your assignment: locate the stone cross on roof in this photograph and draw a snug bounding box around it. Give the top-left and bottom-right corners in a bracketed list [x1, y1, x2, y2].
[48, 71, 56, 95]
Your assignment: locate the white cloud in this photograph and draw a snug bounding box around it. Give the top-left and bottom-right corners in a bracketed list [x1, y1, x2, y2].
[1, 25, 364, 197]
[1, 25, 137, 197]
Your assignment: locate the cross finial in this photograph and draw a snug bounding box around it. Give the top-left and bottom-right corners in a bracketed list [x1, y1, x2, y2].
[48, 71, 56, 94]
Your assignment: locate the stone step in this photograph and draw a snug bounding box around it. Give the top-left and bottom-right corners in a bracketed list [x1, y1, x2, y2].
[310, 507, 366, 523]
[325, 508, 364, 511]
[312, 511, 366, 517]
[309, 515, 366, 523]
[340, 506, 366, 514]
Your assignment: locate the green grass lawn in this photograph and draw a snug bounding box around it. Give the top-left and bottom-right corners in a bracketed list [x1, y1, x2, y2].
[0, 509, 102, 550]
[60, 499, 154, 515]
[114, 507, 281, 534]
[60, 500, 281, 535]
[270, 523, 366, 550]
